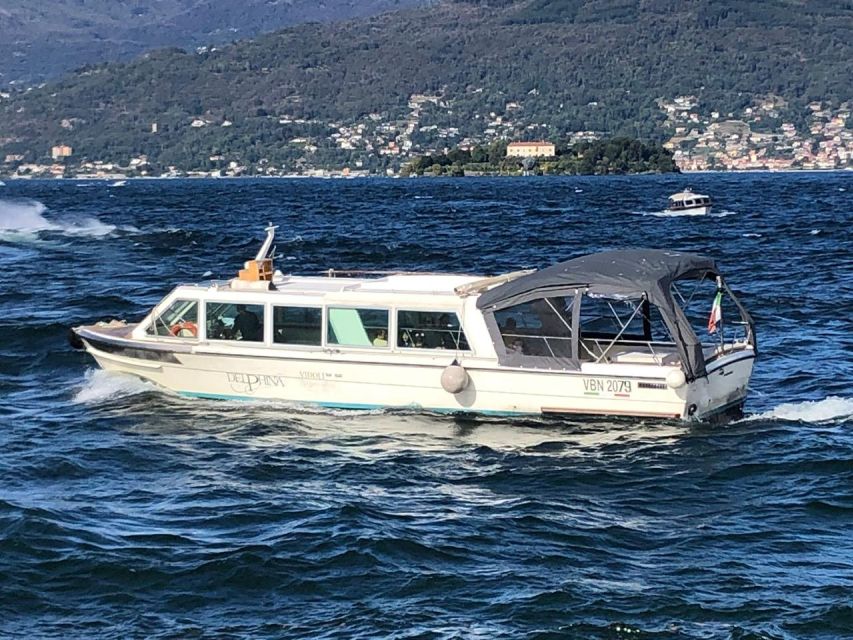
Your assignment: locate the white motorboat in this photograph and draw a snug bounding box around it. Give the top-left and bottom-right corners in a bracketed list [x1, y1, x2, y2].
[72, 226, 757, 421]
[667, 189, 712, 215]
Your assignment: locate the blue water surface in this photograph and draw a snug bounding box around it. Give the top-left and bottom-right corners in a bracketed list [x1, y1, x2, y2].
[0, 174, 851, 639]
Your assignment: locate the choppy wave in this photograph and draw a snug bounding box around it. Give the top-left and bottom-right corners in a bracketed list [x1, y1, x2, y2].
[0, 198, 132, 238]
[752, 395, 853, 423]
[72, 368, 157, 404]
[2, 174, 852, 639]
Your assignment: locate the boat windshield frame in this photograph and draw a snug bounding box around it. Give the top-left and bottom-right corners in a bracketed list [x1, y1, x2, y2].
[477, 249, 754, 380]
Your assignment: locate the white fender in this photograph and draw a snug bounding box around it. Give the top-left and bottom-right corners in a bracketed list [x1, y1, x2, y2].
[441, 362, 469, 394]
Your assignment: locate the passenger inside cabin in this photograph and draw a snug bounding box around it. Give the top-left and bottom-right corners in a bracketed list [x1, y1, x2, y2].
[209, 316, 229, 340]
[501, 317, 525, 354]
[372, 329, 388, 346]
[233, 304, 261, 341]
[436, 313, 457, 348]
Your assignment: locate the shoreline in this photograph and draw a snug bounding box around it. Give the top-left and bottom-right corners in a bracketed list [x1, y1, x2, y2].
[1, 168, 851, 182]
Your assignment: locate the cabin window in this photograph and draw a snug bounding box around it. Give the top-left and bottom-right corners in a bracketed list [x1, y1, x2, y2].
[206, 302, 264, 342]
[273, 306, 322, 346]
[672, 279, 747, 351]
[146, 299, 199, 338]
[327, 307, 389, 348]
[494, 297, 573, 357]
[579, 296, 647, 339]
[397, 310, 469, 350]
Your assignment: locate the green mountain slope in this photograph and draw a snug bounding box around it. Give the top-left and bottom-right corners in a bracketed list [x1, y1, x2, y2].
[1, 0, 850, 172]
[0, 0, 427, 84]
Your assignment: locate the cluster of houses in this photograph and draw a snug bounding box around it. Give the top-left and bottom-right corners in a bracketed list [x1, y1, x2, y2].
[2, 90, 851, 178]
[661, 97, 852, 171]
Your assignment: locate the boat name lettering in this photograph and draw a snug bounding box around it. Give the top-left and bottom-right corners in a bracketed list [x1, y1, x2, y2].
[226, 372, 286, 393]
[583, 378, 632, 394]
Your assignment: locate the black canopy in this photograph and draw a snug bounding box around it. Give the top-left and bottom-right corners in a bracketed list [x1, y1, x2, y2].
[478, 249, 718, 309]
[477, 249, 728, 380]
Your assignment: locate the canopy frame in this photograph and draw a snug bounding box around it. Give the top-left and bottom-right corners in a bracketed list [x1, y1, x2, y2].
[477, 249, 755, 380]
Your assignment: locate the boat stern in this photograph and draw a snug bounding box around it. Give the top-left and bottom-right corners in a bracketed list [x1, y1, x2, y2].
[684, 348, 756, 421]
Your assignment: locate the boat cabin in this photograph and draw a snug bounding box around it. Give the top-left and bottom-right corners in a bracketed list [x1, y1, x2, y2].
[668, 189, 712, 211]
[135, 249, 754, 384]
[134, 272, 488, 355]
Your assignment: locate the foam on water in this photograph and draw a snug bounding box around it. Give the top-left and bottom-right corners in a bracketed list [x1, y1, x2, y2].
[751, 395, 853, 423]
[72, 368, 156, 404]
[631, 209, 711, 218]
[630, 209, 736, 219]
[0, 198, 129, 238]
[0, 199, 58, 232]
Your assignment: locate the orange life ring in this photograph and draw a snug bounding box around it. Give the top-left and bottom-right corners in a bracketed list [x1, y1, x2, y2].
[169, 321, 198, 337]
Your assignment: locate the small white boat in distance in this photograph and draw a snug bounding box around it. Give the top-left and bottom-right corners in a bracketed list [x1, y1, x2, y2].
[71, 226, 757, 422]
[667, 188, 712, 215]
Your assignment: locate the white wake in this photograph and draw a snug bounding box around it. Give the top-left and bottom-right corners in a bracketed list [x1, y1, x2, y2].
[0, 198, 124, 238]
[73, 369, 154, 404]
[631, 209, 737, 218]
[752, 396, 853, 423]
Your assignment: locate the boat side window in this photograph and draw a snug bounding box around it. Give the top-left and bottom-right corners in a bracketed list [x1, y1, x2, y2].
[579, 296, 647, 338]
[146, 299, 199, 338]
[273, 306, 322, 346]
[206, 302, 264, 342]
[494, 297, 573, 357]
[397, 310, 469, 350]
[327, 307, 389, 348]
[578, 295, 652, 360]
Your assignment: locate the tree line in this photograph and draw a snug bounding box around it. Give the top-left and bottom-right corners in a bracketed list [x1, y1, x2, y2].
[402, 138, 678, 176]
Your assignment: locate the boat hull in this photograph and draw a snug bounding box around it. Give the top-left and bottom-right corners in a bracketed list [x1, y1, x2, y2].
[77, 326, 754, 422]
[666, 205, 711, 216]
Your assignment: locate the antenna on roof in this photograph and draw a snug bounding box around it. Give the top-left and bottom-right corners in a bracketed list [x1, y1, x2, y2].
[235, 223, 277, 285]
[255, 222, 278, 261]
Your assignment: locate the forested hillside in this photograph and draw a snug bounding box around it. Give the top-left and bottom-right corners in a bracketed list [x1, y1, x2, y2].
[0, 0, 850, 173]
[0, 0, 426, 84]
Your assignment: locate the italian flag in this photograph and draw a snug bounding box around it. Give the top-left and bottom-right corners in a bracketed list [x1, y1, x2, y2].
[707, 290, 723, 333]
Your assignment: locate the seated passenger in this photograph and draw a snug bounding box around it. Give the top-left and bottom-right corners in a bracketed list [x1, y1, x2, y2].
[233, 305, 261, 341]
[373, 329, 388, 347]
[507, 337, 525, 354]
[501, 317, 518, 348]
[209, 317, 230, 340]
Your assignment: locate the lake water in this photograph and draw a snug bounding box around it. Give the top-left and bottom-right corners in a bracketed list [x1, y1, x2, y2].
[0, 174, 851, 638]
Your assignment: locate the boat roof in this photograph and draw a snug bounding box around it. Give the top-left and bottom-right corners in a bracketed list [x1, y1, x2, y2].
[669, 190, 710, 199]
[188, 272, 486, 298]
[477, 249, 718, 310]
[272, 273, 482, 295]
